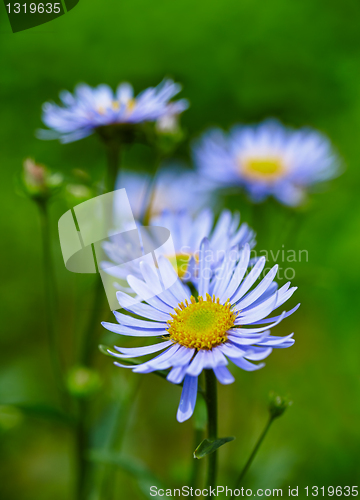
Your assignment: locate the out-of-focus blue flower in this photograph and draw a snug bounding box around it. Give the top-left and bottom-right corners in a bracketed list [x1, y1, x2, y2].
[38, 79, 189, 143]
[193, 119, 341, 206]
[114, 167, 209, 219]
[102, 240, 298, 422]
[102, 208, 256, 287]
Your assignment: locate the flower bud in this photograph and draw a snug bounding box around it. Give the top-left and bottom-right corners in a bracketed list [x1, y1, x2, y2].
[24, 158, 47, 188]
[156, 114, 180, 135]
[65, 184, 93, 204]
[66, 366, 101, 398]
[21, 158, 63, 200]
[268, 391, 292, 419]
[150, 114, 185, 156]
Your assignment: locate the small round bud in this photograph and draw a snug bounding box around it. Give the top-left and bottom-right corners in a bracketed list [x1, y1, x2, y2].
[66, 366, 101, 398]
[268, 391, 292, 419]
[21, 158, 63, 200]
[23, 158, 47, 189]
[156, 114, 180, 135]
[65, 184, 93, 203]
[151, 115, 185, 155]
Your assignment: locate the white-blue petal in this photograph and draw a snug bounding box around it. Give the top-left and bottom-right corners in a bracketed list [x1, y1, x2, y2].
[102, 322, 166, 337]
[213, 365, 235, 384]
[114, 340, 173, 357]
[177, 375, 198, 423]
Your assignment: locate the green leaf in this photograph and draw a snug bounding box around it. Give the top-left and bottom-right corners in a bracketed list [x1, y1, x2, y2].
[193, 436, 235, 459]
[14, 403, 75, 425]
[88, 450, 163, 499]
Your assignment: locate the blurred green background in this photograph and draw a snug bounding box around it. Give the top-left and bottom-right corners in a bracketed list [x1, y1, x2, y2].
[1, 0, 360, 499]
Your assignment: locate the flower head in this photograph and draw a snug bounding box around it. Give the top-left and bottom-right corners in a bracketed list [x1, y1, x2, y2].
[193, 119, 341, 206]
[38, 79, 189, 143]
[102, 240, 299, 422]
[102, 208, 255, 287]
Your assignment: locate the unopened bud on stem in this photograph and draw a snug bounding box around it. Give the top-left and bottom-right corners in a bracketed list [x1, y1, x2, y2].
[268, 391, 292, 419]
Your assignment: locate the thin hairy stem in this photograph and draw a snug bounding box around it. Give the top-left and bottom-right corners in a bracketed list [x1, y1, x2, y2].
[204, 369, 218, 489]
[76, 140, 122, 499]
[37, 201, 68, 406]
[235, 415, 275, 487]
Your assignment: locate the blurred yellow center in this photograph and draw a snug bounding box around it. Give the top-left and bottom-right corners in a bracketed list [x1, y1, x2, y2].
[98, 99, 136, 114]
[165, 253, 194, 279]
[241, 157, 285, 181]
[126, 98, 136, 112]
[167, 294, 237, 350]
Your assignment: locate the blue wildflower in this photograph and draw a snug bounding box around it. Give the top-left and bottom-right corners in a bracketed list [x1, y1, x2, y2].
[113, 167, 209, 220]
[102, 240, 298, 422]
[102, 208, 256, 287]
[38, 79, 188, 143]
[193, 119, 341, 206]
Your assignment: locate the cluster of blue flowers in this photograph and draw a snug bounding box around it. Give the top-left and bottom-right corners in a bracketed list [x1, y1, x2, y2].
[40, 79, 341, 207]
[39, 78, 340, 422]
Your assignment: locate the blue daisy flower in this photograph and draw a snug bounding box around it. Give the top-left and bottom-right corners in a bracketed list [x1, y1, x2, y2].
[113, 167, 210, 220]
[38, 79, 189, 143]
[193, 119, 341, 206]
[102, 208, 256, 288]
[102, 240, 299, 422]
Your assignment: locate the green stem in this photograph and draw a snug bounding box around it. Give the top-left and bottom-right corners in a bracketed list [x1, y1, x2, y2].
[268, 204, 296, 250]
[79, 142, 121, 366]
[235, 415, 275, 487]
[75, 400, 88, 500]
[37, 201, 67, 405]
[78, 274, 104, 366]
[204, 369, 218, 489]
[105, 141, 121, 194]
[190, 428, 204, 488]
[76, 140, 122, 499]
[107, 379, 143, 500]
[139, 153, 164, 225]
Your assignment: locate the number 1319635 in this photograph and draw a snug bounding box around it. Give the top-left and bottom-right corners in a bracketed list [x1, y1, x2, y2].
[6, 3, 61, 13]
[305, 486, 358, 496]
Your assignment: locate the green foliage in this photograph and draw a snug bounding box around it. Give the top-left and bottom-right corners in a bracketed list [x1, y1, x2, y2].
[193, 436, 235, 459]
[89, 450, 164, 499]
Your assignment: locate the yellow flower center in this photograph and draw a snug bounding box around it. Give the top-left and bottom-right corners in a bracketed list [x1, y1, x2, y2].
[97, 99, 136, 115]
[167, 294, 237, 350]
[165, 253, 198, 279]
[241, 156, 285, 182]
[126, 98, 136, 113]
